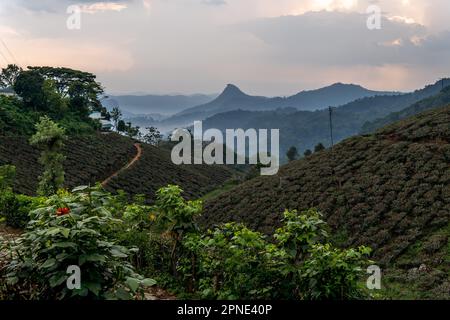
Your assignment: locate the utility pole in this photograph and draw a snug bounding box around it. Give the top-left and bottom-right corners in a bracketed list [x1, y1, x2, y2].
[329, 106, 334, 149]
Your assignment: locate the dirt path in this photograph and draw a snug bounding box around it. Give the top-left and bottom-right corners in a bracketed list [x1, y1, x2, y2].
[101, 143, 143, 188]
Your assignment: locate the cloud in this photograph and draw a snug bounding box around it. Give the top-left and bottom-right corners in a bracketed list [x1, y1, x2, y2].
[201, 0, 227, 5]
[11, 0, 132, 13]
[79, 2, 128, 14]
[238, 10, 450, 68]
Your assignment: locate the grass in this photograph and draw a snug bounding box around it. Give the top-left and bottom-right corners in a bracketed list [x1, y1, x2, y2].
[200, 180, 240, 201]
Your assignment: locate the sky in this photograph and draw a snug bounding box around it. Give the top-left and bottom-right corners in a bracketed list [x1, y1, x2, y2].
[0, 0, 450, 96]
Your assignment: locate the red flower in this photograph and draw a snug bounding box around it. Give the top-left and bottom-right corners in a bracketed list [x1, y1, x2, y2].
[56, 207, 70, 216]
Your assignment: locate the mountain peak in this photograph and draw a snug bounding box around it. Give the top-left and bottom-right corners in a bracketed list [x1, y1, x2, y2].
[220, 84, 247, 98]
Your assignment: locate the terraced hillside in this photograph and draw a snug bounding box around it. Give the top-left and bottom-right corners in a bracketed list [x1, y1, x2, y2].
[104, 142, 236, 200]
[201, 105, 450, 298]
[0, 133, 235, 199]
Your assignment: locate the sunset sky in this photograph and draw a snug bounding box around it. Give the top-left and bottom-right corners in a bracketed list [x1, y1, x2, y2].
[0, 0, 449, 95]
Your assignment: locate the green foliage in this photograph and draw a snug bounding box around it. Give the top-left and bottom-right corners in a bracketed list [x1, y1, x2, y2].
[143, 126, 162, 146]
[30, 117, 67, 196]
[124, 122, 141, 139]
[314, 142, 325, 152]
[2, 66, 103, 136]
[0, 165, 16, 190]
[13, 70, 47, 111]
[110, 107, 122, 131]
[301, 244, 371, 300]
[304, 149, 312, 157]
[286, 146, 299, 162]
[3, 186, 155, 300]
[153, 185, 202, 277]
[0, 190, 44, 228]
[117, 120, 126, 132]
[0, 96, 39, 136]
[28, 66, 104, 116]
[0, 64, 22, 89]
[0, 165, 41, 228]
[182, 209, 371, 300]
[187, 223, 280, 299]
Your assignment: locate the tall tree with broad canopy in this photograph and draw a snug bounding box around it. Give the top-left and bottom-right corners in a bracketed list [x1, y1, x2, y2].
[0, 64, 23, 89]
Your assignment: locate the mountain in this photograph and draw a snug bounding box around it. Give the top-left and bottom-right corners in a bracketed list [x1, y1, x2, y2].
[0, 133, 235, 200]
[102, 93, 217, 116]
[199, 79, 450, 161]
[361, 85, 450, 134]
[200, 104, 450, 299]
[285, 82, 398, 110]
[155, 83, 399, 131]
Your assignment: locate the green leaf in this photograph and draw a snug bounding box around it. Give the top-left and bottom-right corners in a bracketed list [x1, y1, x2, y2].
[110, 248, 127, 258]
[49, 273, 67, 287]
[115, 287, 132, 300]
[125, 277, 140, 292]
[79, 254, 106, 265]
[85, 282, 102, 296]
[141, 278, 157, 287]
[72, 186, 89, 192]
[40, 258, 56, 269]
[60, 228, 70, 238]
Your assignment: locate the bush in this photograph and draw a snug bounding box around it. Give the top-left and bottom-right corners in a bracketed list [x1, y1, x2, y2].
[3, 186, 156, 300]
[0, 190, 43, 228]
[185, 223, 282, 299]
[168, 201, 372, 300]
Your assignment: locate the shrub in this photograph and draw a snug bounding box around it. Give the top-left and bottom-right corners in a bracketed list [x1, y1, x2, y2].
[3, 186, 156, 300]
[152, 185, 202, 278]
[0, 191, 44, 228]
[300, 244, 372, 300]
[177, 208, 372, 300]
[29, 116, 67, 196]
[185, 223, 281, 299]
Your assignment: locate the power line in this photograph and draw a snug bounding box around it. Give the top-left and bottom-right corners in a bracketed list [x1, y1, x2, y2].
[0, 46, 10, 66]
[0, 39, 19, 66]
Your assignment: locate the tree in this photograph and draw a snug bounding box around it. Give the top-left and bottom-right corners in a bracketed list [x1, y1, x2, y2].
[14, 70, 47, 111]
[125, 122, 140, 139]
[304, 149, 312, 157]
[314, 143, 325, 153]
[27, 66, 104, 116]
[286, 146, 299, 162]
[29, 117, 67, 196]
[110, 107, 122, 131]
[117, 120, 126, 132]
[0, 64, 23, 89]
[143, 126, 162, 146]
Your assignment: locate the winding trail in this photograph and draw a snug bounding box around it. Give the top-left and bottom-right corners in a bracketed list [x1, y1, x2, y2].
[101, 143, 143, 188]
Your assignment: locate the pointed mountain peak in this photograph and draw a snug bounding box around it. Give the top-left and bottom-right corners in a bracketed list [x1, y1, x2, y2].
[219, 84, 247, 98]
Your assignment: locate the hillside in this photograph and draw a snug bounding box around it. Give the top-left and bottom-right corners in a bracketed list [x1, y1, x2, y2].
[200, 79, 450, 159]
[0, 133, 234, 200]
[200, 105, 450, 298]
[361, 85, 450, 134]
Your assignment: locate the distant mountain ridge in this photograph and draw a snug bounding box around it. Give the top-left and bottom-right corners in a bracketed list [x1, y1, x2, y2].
[171, 82, 399, 121]
[102, 93, 217, 116]
[152, 82, 398, 132]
